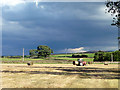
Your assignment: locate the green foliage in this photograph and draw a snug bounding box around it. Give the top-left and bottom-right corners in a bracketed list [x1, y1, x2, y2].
[72, 54, 88, 58]
[94, 51, 104, 61]
[1, 56, 22, 58]
[29, 49, 37, 57]
[50, 54, 72, 57]
[37, 45, 53, 58]
[113, 51, 120, 61]
[29, 45, 53, 58]
[94, 51, 120, 61]
[50, 53, 95, 58]
[104, 53, 111, 61]
[24, 55, 30, 58]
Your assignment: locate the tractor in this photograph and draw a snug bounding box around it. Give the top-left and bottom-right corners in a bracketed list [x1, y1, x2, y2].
[73, 59, 86, 66]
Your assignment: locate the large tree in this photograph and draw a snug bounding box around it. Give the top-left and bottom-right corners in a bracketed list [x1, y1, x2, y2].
[105, 0, 120, 51]
[29, 49, 37, 57]
[37, 45, 53, 57]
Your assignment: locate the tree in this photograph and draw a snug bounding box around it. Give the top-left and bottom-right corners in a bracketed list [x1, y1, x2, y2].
[29, 49, 37, 57]
[105, 0, 120, 51]
[94, 51, 105, 61]
[94, 51, 120, 61]
[113, 50, 120, 61]
[37, 45, 53, 57]
[104, 53, 111, 61]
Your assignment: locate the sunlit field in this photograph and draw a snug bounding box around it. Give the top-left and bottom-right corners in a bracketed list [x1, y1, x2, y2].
[1, 53, 119, 88]
[1, 64, 119, 88]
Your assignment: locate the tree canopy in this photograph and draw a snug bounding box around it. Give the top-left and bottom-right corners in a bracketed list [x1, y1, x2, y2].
[29, 49, 37, 57]
[29, 45, 53, 58]
[94, 50, 120, 61]
[37, 45, 53, 57]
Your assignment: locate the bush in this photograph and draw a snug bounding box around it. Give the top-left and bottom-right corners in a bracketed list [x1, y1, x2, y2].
[72, 54, 81, 58]
[113, 51, 120, 61]
[81, 55, 88, 58]
[94, 50, 120, 61]
[72, 54, 88, 58]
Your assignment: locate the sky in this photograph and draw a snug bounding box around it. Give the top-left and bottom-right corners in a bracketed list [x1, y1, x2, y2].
[1, 0, 119, 55]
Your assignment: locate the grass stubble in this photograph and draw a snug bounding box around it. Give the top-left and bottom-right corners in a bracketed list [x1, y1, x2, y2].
[1, 64, 119, 88]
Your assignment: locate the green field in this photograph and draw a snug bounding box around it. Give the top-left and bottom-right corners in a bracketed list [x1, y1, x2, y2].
[1, 53, 94, 64]
[50, 53, 94, 62]
[54, 57, 94, 62]
[50, 53, 95, 58]
[1, 53, 119, 64]
[50, 54, 72, 57]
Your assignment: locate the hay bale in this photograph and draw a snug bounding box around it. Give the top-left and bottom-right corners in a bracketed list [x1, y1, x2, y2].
[27, 61, 33, 66]
[73, 61, 75, 65]
[75, 61, 79, 65]
[73, 61, 79, 66]
[104, 63, 108, 65]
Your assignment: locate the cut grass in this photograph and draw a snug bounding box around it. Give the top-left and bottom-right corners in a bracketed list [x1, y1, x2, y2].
[1, 64, 119, 88]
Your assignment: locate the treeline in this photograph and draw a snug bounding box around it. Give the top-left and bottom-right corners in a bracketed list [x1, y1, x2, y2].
[94, 50, 120, 61]
[72, 54, 88, 58]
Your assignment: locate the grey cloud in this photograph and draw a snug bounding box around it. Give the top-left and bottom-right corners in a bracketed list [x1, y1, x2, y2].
[2, 2, 118, 55]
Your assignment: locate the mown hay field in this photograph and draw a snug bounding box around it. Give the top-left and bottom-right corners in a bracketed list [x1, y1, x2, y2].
[1, 64, 119, 88]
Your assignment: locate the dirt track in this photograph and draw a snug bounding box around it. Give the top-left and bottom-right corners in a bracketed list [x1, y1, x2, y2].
[1, 64, 120, 88]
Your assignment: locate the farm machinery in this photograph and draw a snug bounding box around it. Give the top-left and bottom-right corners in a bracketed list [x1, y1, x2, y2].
[73, 59, 87, 66]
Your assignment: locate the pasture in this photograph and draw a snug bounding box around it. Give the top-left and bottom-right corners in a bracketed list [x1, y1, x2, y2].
[1, 64, 119, 88]
[50, 53, 95, 58]
[1, 53, 94, 64]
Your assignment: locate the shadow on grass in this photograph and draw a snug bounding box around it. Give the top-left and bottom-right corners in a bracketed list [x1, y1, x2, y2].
[16, 66, 119, 73]
[2, 60, 73, 64]
[1, 66, 120, 79]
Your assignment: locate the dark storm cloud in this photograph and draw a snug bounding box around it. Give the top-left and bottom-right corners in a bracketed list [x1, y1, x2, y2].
[2, 2, 118, 55]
